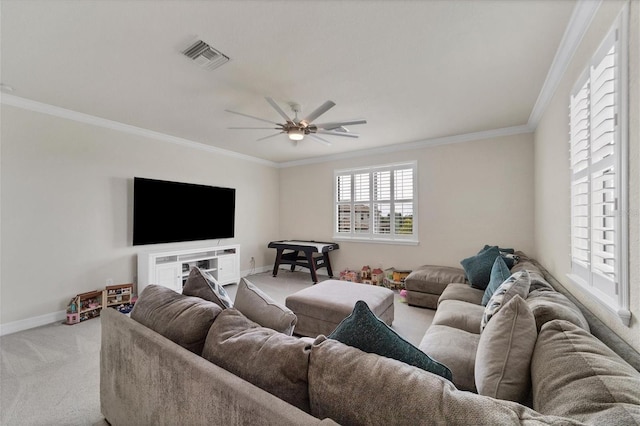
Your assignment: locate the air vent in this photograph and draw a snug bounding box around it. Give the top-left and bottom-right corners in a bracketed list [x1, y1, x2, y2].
[182, 40, 229, 71]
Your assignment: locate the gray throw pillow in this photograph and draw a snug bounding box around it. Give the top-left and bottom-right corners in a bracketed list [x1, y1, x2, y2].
[233, 277, 297, 335]
[328, 300, 452, 380]
[531, 320, 640, 424]
[475, 295, 537, 403]
[130, 284, 222, 354]
[480, 270, 531, 332]
[182, 266, 233, 309]
[202, 309, 312, 413]
[460, 246, 501, 290]
[482, 256, 512, 306]
[526, 290, 590, 332]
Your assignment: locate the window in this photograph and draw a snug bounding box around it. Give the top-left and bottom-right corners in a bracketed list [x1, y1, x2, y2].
[334, 162, 417, 244]
[568, 6, 629, 325]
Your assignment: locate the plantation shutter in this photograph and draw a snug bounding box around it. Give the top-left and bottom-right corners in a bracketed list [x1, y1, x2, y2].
[336, 174, 352, 234]
[589, 40, 617, 296]
[334, 162, 417, 241]
[569, 78, 591, 281]
[569, 26, 623, 307]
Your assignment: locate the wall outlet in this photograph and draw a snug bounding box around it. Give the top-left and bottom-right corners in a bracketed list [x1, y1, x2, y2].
[106, 278, 113, 286]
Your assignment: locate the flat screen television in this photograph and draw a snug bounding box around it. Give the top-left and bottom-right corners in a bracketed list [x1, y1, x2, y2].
[133, 177, 235, 246]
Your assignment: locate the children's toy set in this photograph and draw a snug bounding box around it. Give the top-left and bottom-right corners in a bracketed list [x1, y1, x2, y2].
[339, 266, 411, 289]
[66, 283, 135, 324]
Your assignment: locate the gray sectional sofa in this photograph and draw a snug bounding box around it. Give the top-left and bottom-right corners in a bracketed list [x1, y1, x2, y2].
[101, 255, 640, 425]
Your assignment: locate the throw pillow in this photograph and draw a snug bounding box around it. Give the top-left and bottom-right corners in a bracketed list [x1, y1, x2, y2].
[481, 245, 518, 267]
[482, 256, 511, 306]
[526, 289, 590, 332]
[475, 295, 537, 403]
[480, 270, 531, 332]
[202, 308, 312, 413]
[531, 320, 640, 424]
[483, 244, 515, 254]
[130, 284, 222, 354]
[460, 246, 500, 290]
[233, 277, 298, 335]
[182, 266, 233, 309]
[328, 300, 452, 380]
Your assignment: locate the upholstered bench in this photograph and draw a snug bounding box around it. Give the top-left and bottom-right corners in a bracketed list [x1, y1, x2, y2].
[285, 280, 394, 337]
[404, 265, 468, 309]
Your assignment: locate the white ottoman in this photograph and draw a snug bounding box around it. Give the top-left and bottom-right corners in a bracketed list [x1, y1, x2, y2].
[285, 280, 394, 337]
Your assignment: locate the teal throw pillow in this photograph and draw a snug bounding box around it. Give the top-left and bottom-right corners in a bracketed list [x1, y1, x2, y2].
[460, 246, 501, 290]
[328, 301, 452, 381]
[482, 244, 517, 268]
[483, 244, 515, 254]
[482, 256, 512, 306]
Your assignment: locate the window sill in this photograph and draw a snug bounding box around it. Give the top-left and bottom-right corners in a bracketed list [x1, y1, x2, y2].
[333, 236, 419, 246]
[566, 273, 631, 326]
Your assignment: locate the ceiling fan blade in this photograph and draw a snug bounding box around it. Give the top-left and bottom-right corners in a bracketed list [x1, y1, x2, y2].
[228, 127, 281, 130]
[225, 109, 280, 125]
[256, 132, 284, 142]
[317, 130, 360, 138]
[308, 134, 332, 146]
[265, 97, 294, 123]
[315, 119, 367, 130]
[300, 100, 336, 125]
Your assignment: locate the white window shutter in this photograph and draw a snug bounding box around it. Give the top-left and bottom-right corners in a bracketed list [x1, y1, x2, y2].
[568, 7, 629, 325]
[334, 162, 417, 242]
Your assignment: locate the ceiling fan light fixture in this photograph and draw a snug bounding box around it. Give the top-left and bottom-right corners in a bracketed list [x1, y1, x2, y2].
[288, 129, 304, 141]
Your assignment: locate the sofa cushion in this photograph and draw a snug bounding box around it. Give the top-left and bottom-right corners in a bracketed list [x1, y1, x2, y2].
[182, 266, 233, 309]
[404, 265, 467, 295]
[308, 338, 580, 426]
[233, 277, 297, 335]
[202, 308, 312, 413]
[475, 295, 537, 403]
[460, 246, 500, 290]
[328, 300, 452, 380]
[480, 270, 531, 332]
[438, 283, 484, 307]
[526, 289, 590, 332]
[432, 299, 485, 335]
[531, 320, 640, 424]
[419, 324, 480, 392]
[482, 256, 512, 306]
[130, 284, 222, 354]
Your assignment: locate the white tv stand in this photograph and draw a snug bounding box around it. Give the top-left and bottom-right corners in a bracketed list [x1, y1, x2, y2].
[137, 244, 240, 295]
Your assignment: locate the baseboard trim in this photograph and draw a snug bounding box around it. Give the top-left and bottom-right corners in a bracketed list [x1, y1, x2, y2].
[0, 310, 67, 336]
[1, 265, 322, 336]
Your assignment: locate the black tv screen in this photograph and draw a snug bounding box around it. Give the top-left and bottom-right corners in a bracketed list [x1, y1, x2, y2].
[133, 177, 235, 246]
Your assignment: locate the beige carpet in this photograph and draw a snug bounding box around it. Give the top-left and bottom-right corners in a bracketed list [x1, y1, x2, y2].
[0, 271, 434, 425]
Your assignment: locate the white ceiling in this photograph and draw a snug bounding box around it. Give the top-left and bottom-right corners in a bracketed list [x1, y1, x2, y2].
[1, 0, 577, 164]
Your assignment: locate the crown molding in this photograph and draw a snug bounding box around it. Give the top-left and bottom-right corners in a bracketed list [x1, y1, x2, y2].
[0, 94, 278, 168]
[276, 124, 534, 168]
[1, 93, 534, 169]
[528, 0, 602, 127]
[1, 2, 601, 169]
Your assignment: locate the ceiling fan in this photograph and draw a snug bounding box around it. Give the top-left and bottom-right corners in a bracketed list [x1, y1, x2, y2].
[225, 97, 366, 146]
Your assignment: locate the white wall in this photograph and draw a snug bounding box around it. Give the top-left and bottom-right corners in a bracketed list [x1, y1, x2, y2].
[278, 132, 535, 274]
[534, 1, 640, 351]
[0, 105, 280, 329]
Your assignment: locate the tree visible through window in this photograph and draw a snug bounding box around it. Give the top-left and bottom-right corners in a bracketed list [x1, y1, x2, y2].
[335, 162, 417, 242]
